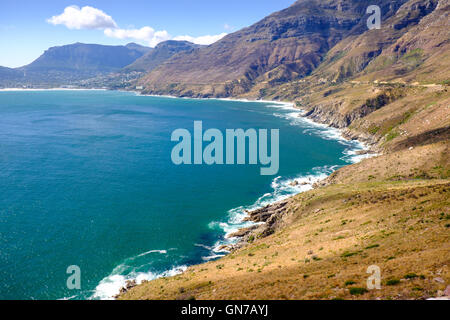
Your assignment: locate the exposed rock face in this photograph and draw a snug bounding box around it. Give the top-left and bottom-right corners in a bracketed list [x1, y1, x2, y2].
[227, 225, 260, 239]
[116, 280, 138, 297]
[227, 201, 290, 251]
[303, 88, 406, 128]
[245, 201, 289, 225]
[139, 0, 408, 97]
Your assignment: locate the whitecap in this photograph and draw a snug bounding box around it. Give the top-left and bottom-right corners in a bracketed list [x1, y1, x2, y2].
[136, 249, 167, 258]
[92, 265, 187, 300]
[202, 254, 226, 261]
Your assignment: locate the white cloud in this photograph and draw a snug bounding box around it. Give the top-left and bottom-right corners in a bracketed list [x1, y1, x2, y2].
[173, 33, 228, 46]
[104, 27, 171, 47]
[47, 5, 117, 30]
[48, 5, 227, 47]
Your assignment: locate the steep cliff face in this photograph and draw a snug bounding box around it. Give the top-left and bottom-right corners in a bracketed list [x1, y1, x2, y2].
[139, 0, 407, 97]
[303, 88, 406, 128]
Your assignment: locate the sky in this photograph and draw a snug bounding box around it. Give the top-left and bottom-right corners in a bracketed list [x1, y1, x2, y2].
[0, 0, 295, 68]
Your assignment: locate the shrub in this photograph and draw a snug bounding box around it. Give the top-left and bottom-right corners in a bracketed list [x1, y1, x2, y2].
[386, 279, 400, 286]
[341, 251, 358, 258]
[349, 287, 368, 295]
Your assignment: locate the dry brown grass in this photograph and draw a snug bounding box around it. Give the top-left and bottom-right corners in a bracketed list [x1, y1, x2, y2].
[120, 177, 449, 300]
[327, 141, 449, 185]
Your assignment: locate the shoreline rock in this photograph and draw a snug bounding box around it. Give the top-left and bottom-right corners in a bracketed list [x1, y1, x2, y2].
[227, 200, 290, 251]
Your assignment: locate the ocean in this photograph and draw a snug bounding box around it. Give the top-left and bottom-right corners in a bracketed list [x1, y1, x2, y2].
[0, 90, 367, 300]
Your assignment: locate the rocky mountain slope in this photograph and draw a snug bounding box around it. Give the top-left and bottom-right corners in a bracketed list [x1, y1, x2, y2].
[122, 40, 202, 73]
[138, 0, 410, 97]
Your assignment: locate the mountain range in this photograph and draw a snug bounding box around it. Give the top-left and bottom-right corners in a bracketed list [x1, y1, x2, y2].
[0, 41, 201, 87]
[138, 0, 408, 96]
[2, 0, 447, 95]
[138, 0, 448, 98]
[0, 42, 150, 87]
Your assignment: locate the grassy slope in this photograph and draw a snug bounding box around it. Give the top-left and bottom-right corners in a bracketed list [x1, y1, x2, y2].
[120, 182, 449, 300]
[120, 139, 449, 300]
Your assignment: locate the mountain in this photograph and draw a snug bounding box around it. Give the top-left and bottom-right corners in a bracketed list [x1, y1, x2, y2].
[0, 42, 151, 87]
[122, 40, 202, 73]
[138, 0, 409, 97]
[0, 66, 23, 80]
[124, 42, 153, 55]
[0, 66, 24, 88]
[21, 42, 151, 74]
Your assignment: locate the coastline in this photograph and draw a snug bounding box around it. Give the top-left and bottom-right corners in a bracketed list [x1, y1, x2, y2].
[201, 99, 379, 258]
[107, 92, 379, 300]
[1, 88, 379, 299]
[131, 91, 379, 250]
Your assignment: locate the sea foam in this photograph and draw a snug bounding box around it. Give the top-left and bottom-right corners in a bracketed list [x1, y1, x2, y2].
[92, 264, 187, 300]
[205, 100, 376, 257]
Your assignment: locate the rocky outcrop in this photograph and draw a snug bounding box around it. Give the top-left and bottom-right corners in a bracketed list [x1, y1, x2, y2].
[244, 201, 289, 224]
[303, 88, 405, 129]
[225, 201, 290, 251]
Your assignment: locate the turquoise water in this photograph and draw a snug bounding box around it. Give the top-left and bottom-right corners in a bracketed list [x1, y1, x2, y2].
[0, 90, 364, 300]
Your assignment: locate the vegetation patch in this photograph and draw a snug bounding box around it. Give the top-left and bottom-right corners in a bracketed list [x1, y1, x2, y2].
[349, 287, 368, 295]
[341, 251, 359, 258]
[386, 279, 401, 286]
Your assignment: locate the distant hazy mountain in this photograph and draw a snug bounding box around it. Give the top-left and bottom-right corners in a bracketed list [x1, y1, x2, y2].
[123, 42, 153, 56]
[122, 40, 202, 73]
[22, 42, 151, 74]
[0, 66, 22, 79]
[0, 66, 24, 88]
[0, 42, 151, 87]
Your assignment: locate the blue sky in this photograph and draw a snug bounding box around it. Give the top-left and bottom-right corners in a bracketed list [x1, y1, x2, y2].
[0, 0, 295, 68]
